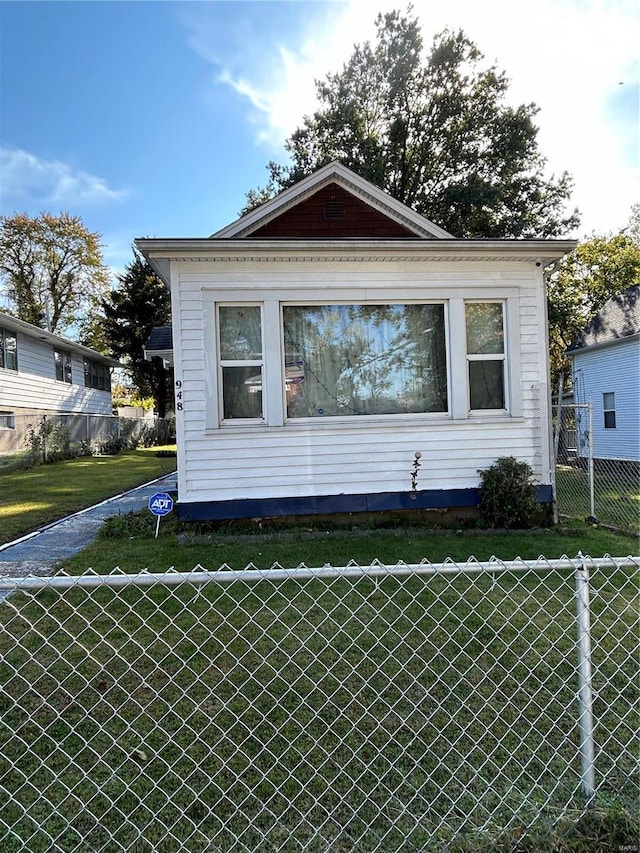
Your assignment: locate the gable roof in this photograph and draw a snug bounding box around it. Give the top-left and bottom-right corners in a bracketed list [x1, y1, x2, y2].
[568, 284, 640, 352]
[212, 161, 455, 240]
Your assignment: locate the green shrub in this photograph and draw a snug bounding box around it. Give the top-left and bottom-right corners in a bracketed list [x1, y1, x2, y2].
[478, 456, 540, 529]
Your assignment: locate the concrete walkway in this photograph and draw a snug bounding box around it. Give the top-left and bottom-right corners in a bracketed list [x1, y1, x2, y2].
[0, 472, 177, 578]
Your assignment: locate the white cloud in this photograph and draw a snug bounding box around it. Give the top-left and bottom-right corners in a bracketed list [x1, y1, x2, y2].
[0, 147, 128, 209]
[188, 0, 639, 235]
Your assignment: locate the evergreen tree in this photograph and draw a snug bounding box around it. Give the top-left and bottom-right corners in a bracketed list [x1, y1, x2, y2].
[102, 249, 172, 416]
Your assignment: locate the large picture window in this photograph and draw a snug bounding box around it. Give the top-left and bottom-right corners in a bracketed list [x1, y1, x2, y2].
[0, 327, 18, 371]
[283, 304, 448, 418]
[465, 302, 505, 410]
[218, 305, 263, 420]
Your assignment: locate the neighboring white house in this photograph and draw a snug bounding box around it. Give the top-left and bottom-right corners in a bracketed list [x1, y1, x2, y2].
[137, 162, 576, 521]
[0, 311, 117, 425]
[567, 284, 640, 463]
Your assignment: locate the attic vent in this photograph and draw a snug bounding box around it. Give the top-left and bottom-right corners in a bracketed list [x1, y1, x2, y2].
[324, 201, 345, 220]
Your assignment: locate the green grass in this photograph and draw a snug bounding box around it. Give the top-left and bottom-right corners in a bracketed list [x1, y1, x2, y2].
[0, 563, 637, 851]
[60, 511, 639, 574]
[0, 447, 176, 545]
[556, 464, 640, 534]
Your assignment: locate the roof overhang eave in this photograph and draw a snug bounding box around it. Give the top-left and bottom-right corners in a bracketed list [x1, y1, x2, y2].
[135, 237, 578, 266]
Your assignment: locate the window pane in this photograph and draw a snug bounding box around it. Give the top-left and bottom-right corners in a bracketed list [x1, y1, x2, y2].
[4, 331, 18, 371]
[466, 303, 504, 354]
[469, 361, 505, 409]
[222, 366, 263, 419]
[603, 392, 615, 410]
[283, 304, 447, 418]
[604, 410, 616, 429]
[55, 351, 64, 381]
[219, 306, 262, 360]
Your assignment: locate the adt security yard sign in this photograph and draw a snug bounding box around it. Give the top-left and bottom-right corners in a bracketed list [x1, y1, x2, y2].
[148, 492, 174, 537]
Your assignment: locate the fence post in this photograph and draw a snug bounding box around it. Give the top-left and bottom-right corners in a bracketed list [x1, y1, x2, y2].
[574, 554, 596, 801]
[587, 400, 596, 520]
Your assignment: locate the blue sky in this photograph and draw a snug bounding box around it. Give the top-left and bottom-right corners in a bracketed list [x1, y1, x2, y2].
[1, 0, 638, 279]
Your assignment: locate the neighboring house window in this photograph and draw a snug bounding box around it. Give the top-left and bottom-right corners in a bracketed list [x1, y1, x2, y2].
[465, 302, 506, 410]
[0, 327, 18, 371]
[283, 304, 448, 418]
[54, 349, 72, 383]
[218, 305, 264, 420]
[83, 358, 111, 391]
[0, 411, 15, 429]
[603, 392, 616, 429]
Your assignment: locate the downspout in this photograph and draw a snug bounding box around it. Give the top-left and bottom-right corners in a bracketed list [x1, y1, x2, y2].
[543, 258, 565, 524]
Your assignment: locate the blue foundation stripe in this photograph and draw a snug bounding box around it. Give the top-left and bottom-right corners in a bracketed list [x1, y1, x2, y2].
[176, 486, 553, 522]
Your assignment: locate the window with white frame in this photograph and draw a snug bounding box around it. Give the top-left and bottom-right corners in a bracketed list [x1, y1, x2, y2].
[217, 305, 264, 420]
[0, 327, 18, 371]
[603, 392, 616, 429]
[282, 304, 448, 418]
[0, 411, 15, 429]
[210, 296, 517, 427]
[54, 349, 72, 383]
[465, 302, 506, 411]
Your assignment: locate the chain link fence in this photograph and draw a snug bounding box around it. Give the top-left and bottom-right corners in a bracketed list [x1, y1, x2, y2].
[0, 413, 174, 466]
[0, 557, 637, 852]
[554, 402, 639, 534]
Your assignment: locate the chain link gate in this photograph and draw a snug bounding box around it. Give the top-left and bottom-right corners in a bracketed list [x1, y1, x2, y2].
[0, 557, 638, 852]
[554, 401, 640, 534]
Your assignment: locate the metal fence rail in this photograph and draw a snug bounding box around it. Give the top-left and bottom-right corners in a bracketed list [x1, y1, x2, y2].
[0, 557, 638, 852]
[554, 402, 639, 533]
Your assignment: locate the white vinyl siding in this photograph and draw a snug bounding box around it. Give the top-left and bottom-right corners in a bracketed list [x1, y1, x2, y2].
[170, 257, 550, 505]
[0, 332, 112, 415]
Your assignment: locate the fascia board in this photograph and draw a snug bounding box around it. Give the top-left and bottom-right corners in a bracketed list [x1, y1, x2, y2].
[135, 238, 578, 264]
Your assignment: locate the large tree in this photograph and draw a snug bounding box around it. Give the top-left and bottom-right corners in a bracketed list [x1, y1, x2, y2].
[547, 206, 640, 388]
[0, 212, 111, 336]
[244, 8, 579, 238]
[101, 249, 172, 416]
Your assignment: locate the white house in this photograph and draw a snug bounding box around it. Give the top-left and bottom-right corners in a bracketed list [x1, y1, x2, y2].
[0, 311, 117, 428]
[567, 284, 640, 463]
[137, 162, 576, 521]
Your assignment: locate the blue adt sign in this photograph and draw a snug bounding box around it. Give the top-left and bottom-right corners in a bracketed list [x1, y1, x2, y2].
[148, 492, 174, 516]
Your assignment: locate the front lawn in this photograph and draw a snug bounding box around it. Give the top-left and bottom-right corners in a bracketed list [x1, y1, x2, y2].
[1, 558, 637, 851]
[0, 448, 176, 545]
[61, 512, 639, 574]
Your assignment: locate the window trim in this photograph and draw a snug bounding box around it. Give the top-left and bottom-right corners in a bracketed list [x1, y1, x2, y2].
[0, 327, 18, 372]
[216, 303, 266, 425]
[465, 300, 508, 414]
[204, 289, 521, 432]
[603, 392, 616, 429]
[280, 300, 450, 422]
[54, 348, 72, 383]
[0, 410, 15, 430]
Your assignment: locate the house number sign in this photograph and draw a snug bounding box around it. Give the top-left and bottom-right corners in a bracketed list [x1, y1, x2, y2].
[175, 379, 183, 411]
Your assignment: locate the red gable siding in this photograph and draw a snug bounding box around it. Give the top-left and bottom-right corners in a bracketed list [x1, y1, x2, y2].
[247, 183, 417, 239]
